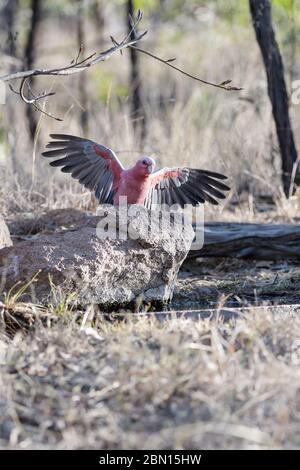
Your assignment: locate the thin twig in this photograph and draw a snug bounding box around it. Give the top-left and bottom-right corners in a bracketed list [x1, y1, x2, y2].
[131, 45, 243, 91]
[20, 77, 55, 104]
[0, 28, 146, 120]
[0, 34, 145, 82]
[0, 10, 242, 121]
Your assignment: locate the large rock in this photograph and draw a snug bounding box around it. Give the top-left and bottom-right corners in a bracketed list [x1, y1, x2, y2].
[0, 215, 12, 250]
[7, 208, 93, 237]
[0, 206, 194, 307]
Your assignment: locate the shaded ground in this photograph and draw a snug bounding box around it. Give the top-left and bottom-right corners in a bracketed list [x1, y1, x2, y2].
[5, 208, 300, 312]
[174, 257, 300, 310]
[1, 209, 300, 449]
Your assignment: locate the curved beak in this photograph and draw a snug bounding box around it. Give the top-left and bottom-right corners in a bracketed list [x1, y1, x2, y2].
[147, 164, 154, 174]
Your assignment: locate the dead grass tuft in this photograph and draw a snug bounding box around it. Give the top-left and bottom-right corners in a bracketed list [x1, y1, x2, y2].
[0, 311, 300, 449]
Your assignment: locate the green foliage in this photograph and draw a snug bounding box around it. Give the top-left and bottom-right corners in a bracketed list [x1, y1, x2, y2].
[272, 0, 298, 17]
[214, 0, 250, 26]
[133, 0, 159, 12]
[42, 0, 78, 15]
[0, 125, 5, 143]
[271, 0, 300, 67]
[115, 0, 159, 14]
[47, 275, 77, 316]
[272, 0, 300, 27]
[3, 271, 41, 308]
[91, 69, 129, 104]
[158, 0, 299, 32]
[159, 0, 249, 25]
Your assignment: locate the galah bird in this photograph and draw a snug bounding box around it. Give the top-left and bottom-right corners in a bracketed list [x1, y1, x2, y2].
[42, 134, 230, 207]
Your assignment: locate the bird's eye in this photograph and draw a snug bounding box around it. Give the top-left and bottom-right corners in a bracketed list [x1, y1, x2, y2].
[142, 159, 147, 165]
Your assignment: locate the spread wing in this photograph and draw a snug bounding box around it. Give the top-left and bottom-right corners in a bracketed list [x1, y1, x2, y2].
[145, 167, 230, 209]
[42, 134, 124, 204]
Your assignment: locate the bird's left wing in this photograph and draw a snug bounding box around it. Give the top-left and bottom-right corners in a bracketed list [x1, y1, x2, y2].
[145, 167, 230, 208]
[42, 134, 124, 204]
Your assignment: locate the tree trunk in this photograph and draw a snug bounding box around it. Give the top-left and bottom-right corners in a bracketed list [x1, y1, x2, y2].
[77, 0, 89, 134]
[126, 0, 146, 140]
[249, 0, 300, 197]
[91, 0, 105, 46]
[188, 222, 300, 260]
[2, 0, 19, 177]
[23, 0, 41, 142]
[2, 0, 18, 57]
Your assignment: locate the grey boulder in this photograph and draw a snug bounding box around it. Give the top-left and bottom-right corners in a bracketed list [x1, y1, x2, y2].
[0, 215, 12, 250]
[0, 206, 194, 308]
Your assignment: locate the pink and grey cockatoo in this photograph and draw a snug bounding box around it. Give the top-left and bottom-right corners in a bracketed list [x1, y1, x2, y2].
[42, 134, 230, 207]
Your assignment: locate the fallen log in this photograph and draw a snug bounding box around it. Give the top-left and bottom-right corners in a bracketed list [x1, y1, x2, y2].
[6, 210, 300, 260]
[189, 222, 300, 260]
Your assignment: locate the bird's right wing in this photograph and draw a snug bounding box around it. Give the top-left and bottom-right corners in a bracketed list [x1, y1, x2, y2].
[42, 134, 124, 204]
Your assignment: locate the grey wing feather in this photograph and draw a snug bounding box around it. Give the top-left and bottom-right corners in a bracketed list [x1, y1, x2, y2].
[145, 168, 230, 209]
[42, 134, 124, 204]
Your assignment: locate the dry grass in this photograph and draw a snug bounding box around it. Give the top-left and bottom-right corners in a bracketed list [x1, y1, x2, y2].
[1, 1, 300, 451]
[0, 310, 300, 449]
[1, 2, 300, 216]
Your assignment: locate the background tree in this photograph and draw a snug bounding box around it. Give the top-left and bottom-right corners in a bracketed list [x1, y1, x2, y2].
[249, 0, 300, 197]
[2, 0, 19, 176]
[90, 0, 105, 45]
[77, 0, 89, 134]
[126, 0, 146, 140]
[23, 0, 41, 142]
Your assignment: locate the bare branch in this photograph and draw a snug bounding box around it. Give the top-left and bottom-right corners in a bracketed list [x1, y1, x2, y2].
[74, 43, 84, 65]
[0, 34, 145, 83]
[0, 10, 242, 121]
[131, 45, 243, 92]
[0, 28, 146, 120]
[21, 77, 62, 120]
[20, 77, 55, 104]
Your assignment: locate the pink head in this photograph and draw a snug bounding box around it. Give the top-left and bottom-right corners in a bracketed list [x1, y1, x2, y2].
[134, 156, 156, 176]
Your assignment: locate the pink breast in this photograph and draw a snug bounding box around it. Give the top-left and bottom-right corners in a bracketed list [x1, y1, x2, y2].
[113, 173, 150, 206]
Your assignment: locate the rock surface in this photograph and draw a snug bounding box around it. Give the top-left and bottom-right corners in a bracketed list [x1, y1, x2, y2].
[0, 215, 12, 250]
[7, 208, 92, 237]
[0, 206, 194, 307]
